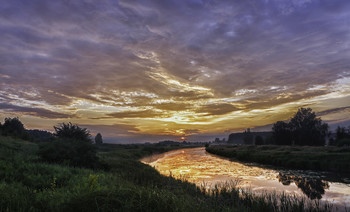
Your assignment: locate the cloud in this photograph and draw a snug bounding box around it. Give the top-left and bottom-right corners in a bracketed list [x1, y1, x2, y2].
[317, 106, 350, 116]
[107, 110, 168, 119]
[0, 103, 73, 119]
[152, 102, 191, 111]
[195, 103, 237, 116]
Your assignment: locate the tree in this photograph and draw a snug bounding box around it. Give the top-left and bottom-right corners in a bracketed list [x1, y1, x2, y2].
[289, 108, 328, 146]
[334, 125, 350, 146]
[95, 133, 103, 144]
[272, 108, 328, 146]
[54, 122, 91, 143]
[1, 117, 29, 139]
[255, 135, 264, 145]
[38, 123, 99, 168]
[272, 121, 292, 145]
[243, 128, 253, 145]
[336, 126, 350, 141]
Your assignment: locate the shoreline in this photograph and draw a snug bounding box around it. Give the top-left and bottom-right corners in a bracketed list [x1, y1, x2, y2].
[205, 145, 350, 178]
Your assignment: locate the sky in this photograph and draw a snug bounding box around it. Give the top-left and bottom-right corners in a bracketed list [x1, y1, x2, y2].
[1, 0, 350, 143]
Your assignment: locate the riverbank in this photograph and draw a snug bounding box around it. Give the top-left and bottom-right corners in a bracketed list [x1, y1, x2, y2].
[206, 145, 350, 176]
[0, 137, 334, 211]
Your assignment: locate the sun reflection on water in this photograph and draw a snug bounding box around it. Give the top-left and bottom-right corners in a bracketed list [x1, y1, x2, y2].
[142, 147, 350, 208]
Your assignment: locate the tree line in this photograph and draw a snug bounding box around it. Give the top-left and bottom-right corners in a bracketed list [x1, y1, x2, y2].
[242, 108, 350, 146]
[0, 117, 104, 168]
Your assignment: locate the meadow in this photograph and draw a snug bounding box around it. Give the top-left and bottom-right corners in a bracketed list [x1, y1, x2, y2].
[0, 136, 336, 212]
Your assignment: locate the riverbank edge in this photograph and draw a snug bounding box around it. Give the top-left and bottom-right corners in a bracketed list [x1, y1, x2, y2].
[205, 145, 350, 177]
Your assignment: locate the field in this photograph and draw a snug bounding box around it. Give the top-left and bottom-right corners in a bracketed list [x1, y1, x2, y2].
[0, 136, 336, 212]
[206, 145, 350, 175]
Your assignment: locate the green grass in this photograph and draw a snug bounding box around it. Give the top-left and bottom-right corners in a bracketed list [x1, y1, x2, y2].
[0, 136, 336, 211]
[206, 145, 350, 175]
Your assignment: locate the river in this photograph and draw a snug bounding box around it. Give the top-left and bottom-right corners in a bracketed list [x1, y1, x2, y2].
[141, 147, 350, 209]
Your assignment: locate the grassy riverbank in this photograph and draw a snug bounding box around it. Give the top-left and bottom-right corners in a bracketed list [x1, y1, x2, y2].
[0, 136, 335, 211]
[206, 145, 350, 175]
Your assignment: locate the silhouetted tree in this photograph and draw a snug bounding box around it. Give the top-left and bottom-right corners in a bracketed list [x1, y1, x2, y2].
[255, 135, 264, 145]
[289, 108, 328, 146]
[272, 121, 292, 145]
[95, 133, 103, 144]
[38, 123, 99, 168]
[336, 126, 350, 141]
[328, 137, 336, 146]
[1, 117, 29, 139]
[273, 108, 328, 146]
[243, 128, 253, 145]
[54, 122, 91, 143]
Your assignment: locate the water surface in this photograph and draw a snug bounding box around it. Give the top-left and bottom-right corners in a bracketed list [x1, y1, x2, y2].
[142, 147, 350, 208]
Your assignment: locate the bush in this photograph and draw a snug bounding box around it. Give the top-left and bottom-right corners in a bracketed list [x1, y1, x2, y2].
[38, 138, 99, 168]
[337, 138, 350, 147]
[54, 122, 91, 143]
[255, 135, 264, 145]
[0, 117, 29, 140]
[38, 123, 100, 169]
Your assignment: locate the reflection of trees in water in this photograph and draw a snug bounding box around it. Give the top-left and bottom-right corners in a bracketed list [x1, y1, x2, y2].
[277, 173, 330, 200]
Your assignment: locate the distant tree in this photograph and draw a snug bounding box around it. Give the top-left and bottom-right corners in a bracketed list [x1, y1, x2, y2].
[264, 134, 274, 145]
[54, 122, 91, 143]
[255, 135, 264, 145]
[336, 126, 350, 141]
[272, 121, 292, 145]
[243, 128, 254, 145]
[289, 108, 328, 146]
[1, 117, 29, 139]
[328, 137, 336, 146]
[95, 133, 103, 144]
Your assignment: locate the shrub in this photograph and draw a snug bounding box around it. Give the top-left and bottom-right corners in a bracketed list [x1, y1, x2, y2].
[38, 138, 98, 168]
[38, 123, 100, 169]
[337, 138, 350, 147]
[255, 135, 264, 145]
[1, 117, 29, 140]
[54, 122, 91, 143]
